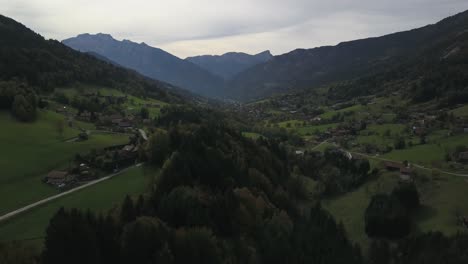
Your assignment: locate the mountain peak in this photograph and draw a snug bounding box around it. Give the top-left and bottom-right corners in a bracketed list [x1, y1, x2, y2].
[62, 33, 224, 97]
[186, 50, 274, 80]
[75, 33, 115, 41]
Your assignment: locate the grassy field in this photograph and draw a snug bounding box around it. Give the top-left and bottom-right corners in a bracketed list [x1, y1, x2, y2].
[242, 132, 264, 140]
[323, 172, 400, 248]
[0, 166, 155, 244]
[59, 86, 169, 118]
[0, 110, 128, 215]
[324, 165, 468, 250]
[319, 104, 365, 120]
[278, 120, 339, 136]
[450, 105, 468, 117]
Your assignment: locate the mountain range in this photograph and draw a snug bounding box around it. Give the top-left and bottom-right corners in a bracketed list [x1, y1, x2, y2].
[186, 51, 273, 80]
[63, 34, 224, 97]
[226, 10, 468, 101]
[62, 10, 468, 102]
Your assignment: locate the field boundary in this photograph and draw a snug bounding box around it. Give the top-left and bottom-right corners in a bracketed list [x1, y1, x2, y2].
[0, 163, 143, 223]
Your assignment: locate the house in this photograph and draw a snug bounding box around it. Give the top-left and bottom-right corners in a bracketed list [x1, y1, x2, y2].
[45, 170, 69, 185]
[399, 167, 412, 181]
[56, 106, 70, 115]
[295, 150, 305, 155]
[412, 126, 426, 136]
[77, 111, 92, 122]
[118, 121, 133, 128]
[383, 161, 403, 171]
[458, 152, 468, 162]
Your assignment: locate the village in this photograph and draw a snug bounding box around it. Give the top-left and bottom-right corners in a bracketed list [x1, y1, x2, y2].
[43, 129, 148, 189]
[43, 90, 154, 190]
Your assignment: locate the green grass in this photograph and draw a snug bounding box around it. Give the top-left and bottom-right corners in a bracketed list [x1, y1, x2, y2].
[366, 124, 406, 135]
[0, 166, 155, 243]
[0, 110, 128, 215]
[451, 105, 468, 117]
[324, 166, 468, 250]
[278, 120, 339, 136]
[242, 132, 263, 140]
[383, 144, 444, 164]
[323, 172, 400, 248]
[295, 123, 339, 136]
[59, 86, 169, 118]
[320, 104, 365, 120]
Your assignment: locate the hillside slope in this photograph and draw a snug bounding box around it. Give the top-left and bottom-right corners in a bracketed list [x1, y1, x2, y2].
[63, 34, 224, 97]
[186, 50, 272, 80]
[226, 10, 468, 101]
[0, 15, 181, 103]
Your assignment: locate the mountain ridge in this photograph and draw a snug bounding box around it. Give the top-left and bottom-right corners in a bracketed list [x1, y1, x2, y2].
[63, 34, 225, 97]
[225, 9, 468, 101]
[186, 50, 273, 80]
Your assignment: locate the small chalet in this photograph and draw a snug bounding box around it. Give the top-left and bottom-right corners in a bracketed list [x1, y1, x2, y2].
[458, 152, 468, 162]
[118, 121, 133, 128]
[45, 170, 69, 185]
[77, 111, 92, 122]
[383, 161, 403, 171]
[412, 127, 426, 136]
[295, 150, 305, 155]
[399, 167, 412, 181]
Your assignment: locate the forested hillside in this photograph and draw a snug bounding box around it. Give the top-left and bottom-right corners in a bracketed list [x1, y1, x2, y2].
[226, 10, 468, 101]
[0, 15, 183, 122]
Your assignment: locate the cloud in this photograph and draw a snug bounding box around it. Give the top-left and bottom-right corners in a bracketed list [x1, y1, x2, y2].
[1, 0, 468, 57]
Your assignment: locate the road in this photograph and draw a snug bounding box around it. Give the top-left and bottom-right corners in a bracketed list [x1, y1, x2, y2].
[310, 141, 468, 178]
[350, 151, 468, 178]
[0, 163, 143, 223]
[310, 140, 329, 151]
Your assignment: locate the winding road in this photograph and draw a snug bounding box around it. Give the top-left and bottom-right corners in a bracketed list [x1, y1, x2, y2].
[0, 163, 143, 223]
[311, 141, 468, 178]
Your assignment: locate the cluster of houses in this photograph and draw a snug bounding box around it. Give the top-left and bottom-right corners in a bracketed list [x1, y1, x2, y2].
[44, 129, 149, 189]
[44, 163, 96, 189]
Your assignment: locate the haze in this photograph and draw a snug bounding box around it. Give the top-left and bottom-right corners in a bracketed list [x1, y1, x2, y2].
[1, 0, 468, 58]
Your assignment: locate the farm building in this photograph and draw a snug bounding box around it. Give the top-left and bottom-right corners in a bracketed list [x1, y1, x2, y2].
[45, 170, 71, 185]
[383, 161, 403, 171]
[399, 167, 412, 181]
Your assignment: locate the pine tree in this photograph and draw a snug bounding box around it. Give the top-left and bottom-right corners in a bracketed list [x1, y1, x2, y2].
[120, 195, 136, 224]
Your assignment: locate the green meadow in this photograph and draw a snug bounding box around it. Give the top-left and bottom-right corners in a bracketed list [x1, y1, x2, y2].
[0, 166, 154, 244]
[0, 110, 128, 215]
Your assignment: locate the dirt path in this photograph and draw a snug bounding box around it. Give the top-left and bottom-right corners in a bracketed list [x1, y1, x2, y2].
[0, 163, 143, 223]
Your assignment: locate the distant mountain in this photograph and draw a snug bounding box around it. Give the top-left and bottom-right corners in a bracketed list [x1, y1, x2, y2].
[0, 15, 181, 103]
[186, 51, 272, 80]
[226, 10, 468, 101]
[63, 34, 224, 97]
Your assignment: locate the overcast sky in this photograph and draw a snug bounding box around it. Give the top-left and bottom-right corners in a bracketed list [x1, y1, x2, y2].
[1, 0, 468, 58]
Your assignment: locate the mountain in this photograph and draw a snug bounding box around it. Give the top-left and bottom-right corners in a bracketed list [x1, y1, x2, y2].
[226, 10, 468, 101]
[186, 50, 273, 80]
[0, 15, 181, 101]
[63, 34, 224, 97]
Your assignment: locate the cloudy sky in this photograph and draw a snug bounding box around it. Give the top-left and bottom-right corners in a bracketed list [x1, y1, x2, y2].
[1, 0, 468, 58]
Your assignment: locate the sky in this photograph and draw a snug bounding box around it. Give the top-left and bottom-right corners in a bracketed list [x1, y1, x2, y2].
[1, 0, 468, 58]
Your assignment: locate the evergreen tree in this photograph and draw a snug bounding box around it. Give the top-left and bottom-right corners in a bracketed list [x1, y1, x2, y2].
[120, 195, 136, 224]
